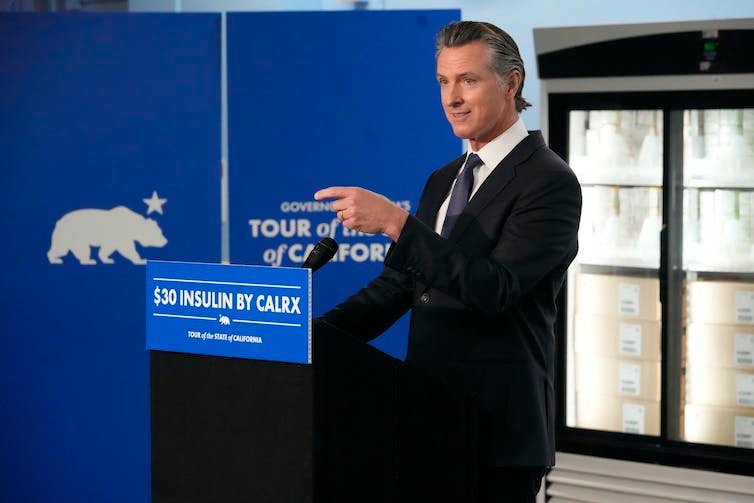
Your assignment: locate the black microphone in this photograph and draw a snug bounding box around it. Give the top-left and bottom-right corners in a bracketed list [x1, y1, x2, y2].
[301, 237, 338, 272]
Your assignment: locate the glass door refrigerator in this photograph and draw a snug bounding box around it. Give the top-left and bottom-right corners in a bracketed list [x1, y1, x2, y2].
[535, 18, 754, 477]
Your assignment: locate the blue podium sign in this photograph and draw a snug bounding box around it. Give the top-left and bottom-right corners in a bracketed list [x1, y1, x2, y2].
[147, 261, 311, 364]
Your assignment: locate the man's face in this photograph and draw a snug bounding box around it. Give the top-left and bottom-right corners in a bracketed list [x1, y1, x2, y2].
[436, 40, 514, 150]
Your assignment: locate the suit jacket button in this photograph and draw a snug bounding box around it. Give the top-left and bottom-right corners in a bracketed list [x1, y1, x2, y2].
[419, 293, 430, 304]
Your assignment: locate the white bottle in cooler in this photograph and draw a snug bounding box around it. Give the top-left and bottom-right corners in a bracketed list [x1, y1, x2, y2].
[739, 190, 753, 260]
[620, 110, 640, 164]
[744, 109, 754, 165]
[717, 189, 748, 258]
[704, 109, 720, 162]
[638, 111, 662, 180]
[600, 111, 630, 173]
[638, 187, 662, 264]
[685, 110, 706, 184]
[600, 186, 622, 255]
[618, 187, 635, 252]
[584, 111, 602, 175]
[569, 111, 587, 160]
[685, 188, 701, 264]
[699, 189, 716, 259]
[714, 188, 735, 228]
[688, 110, 706, 159]
[578, 186, 596, 250]
[719, 110, 745, 182]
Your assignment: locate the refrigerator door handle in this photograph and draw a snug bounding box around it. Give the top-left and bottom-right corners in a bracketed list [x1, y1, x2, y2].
[659, 224, 667, 305]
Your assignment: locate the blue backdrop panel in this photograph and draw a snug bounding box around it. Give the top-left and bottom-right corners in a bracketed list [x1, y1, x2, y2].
[0, 14, 220, 502]
[227, 10, 461, 359]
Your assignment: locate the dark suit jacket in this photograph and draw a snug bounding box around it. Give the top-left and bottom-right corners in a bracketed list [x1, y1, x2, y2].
[321, 131, 582, 467]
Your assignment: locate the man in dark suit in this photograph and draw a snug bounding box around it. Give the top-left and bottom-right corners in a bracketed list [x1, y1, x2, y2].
[314, 21, 581, 502]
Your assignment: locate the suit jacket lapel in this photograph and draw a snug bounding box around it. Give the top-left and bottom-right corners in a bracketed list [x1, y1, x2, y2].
[416, 154, 465, 227]
[447, 131, 547, 241]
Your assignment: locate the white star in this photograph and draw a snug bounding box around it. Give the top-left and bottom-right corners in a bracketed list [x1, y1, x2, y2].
[143, 190, 168, 215]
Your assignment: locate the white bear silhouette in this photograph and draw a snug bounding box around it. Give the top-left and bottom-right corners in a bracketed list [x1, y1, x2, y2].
[219, 315, 230, 325]
[47, 206, 168, 265]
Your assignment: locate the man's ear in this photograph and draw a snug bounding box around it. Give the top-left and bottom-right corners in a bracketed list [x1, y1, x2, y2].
[506, 70, 522, 99]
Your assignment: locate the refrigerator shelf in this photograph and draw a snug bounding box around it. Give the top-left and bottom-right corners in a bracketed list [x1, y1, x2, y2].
[578, 254, 659, 270]
[580, 180, 663, 188]
[572, 169, 662, 188]
[684, 262, 754, 274]
[684, 178, 754, 190]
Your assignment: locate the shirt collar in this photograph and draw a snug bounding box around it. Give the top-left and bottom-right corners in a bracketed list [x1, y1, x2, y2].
[466, 116, 528, 169]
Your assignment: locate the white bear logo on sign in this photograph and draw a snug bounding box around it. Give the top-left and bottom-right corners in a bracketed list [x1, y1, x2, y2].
[47, 192, 168, 265]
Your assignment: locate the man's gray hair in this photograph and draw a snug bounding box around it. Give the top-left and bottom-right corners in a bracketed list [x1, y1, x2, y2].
[435, 21, 532, 113]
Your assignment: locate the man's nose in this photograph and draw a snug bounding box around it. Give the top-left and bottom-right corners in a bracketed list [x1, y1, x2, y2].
[444, 84, 463, 107]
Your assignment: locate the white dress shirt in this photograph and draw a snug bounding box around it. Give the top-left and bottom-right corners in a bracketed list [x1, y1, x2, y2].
[434, 117, 529, 234]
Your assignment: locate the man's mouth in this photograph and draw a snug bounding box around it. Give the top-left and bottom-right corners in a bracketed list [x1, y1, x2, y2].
[450, 111, 470, 120]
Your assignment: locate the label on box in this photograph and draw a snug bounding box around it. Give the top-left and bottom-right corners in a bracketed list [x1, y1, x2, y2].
[735, 416, 754, 449]
[619, 323, 643, 357]
[735, 291, 754, 324]
[619, 363, 641, 396]
[735, 334, 754, 367]
[622, 403, 645, 434]
[618, 283, 640, 316]
[736, 374, 754, 407]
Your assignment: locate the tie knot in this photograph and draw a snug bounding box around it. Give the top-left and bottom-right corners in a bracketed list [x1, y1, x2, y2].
[464, 153, 483, 171]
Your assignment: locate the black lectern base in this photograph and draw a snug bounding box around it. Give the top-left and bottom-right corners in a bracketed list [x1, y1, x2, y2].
[151, 327, 478, 502]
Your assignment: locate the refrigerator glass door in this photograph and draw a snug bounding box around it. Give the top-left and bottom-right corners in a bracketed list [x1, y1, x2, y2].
[566, 109, 663, 437]
[682, 108, 754, 450]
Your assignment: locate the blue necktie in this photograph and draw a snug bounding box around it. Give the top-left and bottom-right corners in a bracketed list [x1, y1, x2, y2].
[441, 153, 483, 238]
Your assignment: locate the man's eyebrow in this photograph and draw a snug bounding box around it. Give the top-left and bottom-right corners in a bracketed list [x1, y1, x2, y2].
[436, 72, 479, 79]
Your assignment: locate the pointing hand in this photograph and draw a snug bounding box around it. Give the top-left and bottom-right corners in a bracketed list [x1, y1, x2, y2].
[314, 186, 408, 242]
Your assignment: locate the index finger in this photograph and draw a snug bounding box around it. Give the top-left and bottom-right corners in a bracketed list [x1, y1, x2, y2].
[314, 186, 351, 201]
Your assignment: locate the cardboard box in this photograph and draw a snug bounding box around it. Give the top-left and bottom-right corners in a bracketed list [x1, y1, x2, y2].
[575, 314, 661, 361]
[684, 404, 754, 449]
[575, 355, 660, 401]
[575, 272, 661, 321]
[576, 393, 660, 435]
[686, 366, 754, 408]
[687, 280, 754, 325]
[686, 323, 754, 369]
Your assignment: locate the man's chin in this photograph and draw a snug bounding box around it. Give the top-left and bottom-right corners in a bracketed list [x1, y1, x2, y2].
[450, 126, 473, 140]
